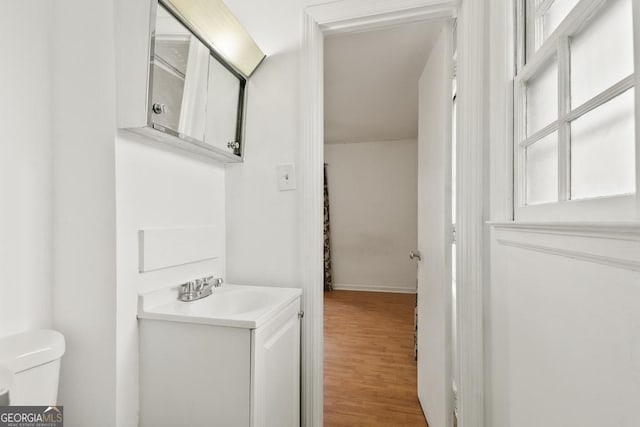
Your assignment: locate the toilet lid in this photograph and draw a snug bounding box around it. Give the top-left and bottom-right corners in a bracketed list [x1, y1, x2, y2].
[0, 330, 65, 374]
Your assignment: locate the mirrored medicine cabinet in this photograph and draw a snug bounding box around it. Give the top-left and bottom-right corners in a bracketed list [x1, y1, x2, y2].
[117, 0, 265, 162]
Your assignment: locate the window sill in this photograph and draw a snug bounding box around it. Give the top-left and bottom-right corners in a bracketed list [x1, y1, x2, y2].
[513, 194, 637, 222]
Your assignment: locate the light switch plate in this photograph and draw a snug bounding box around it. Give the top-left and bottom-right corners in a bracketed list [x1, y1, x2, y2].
[277, 163, 296, 191]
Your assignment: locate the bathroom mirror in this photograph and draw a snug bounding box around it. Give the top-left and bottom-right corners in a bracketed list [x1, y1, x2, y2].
[205, 55, 242, 153]
[149, 2, 247, 159]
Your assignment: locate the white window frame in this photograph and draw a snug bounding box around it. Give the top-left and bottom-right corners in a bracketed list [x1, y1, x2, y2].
[514, 0, 640, 221]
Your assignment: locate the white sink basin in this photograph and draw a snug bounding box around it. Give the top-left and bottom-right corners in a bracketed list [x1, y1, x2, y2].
[137, 284, 302, 329]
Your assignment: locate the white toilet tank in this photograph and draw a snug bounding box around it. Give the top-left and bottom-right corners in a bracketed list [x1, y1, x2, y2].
[0, 329, 65, 405]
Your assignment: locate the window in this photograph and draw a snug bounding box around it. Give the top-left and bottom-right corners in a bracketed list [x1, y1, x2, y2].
[514, 0, 638, 220]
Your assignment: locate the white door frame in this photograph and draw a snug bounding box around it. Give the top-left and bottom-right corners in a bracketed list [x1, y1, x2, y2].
[298, 1, 487, 426]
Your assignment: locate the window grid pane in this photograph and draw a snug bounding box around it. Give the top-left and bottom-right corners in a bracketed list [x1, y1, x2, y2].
[526, 132, 559, 205]
[570, 89, 636, 200]
[541, 0, 580, 41]
[570, 0, 634, 108]
[526, 57, 558, 136]
[526, 0, 580, 55]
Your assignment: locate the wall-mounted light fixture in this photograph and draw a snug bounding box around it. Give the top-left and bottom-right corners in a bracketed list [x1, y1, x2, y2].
[162, 0, 266, 78]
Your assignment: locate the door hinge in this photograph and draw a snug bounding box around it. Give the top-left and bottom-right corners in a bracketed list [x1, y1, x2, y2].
[453, 386, 459, 426]
[450, 223, 456, 244]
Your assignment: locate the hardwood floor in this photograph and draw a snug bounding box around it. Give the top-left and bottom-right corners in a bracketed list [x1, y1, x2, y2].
[324, 290, 428, 427]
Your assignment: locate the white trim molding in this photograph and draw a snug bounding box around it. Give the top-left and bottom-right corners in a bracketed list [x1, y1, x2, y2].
[487, 221, 640, 241]
[138, 226, 221, 272]
[300, 1, 485, 427]
[491, 221, 640, 272]
[456, 0, 487, 426]
[489, 221, 640, 241]
[308, 0, 458, 34]
[496, 238, 640, 272]
[635, 0, 640, 215]
[299, 10, 324, 427]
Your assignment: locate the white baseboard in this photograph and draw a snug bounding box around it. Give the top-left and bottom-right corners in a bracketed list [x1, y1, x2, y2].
[332, 283, 416, 294]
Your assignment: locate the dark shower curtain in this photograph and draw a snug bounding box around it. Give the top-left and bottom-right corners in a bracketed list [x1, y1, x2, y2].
[323, 163, 333, 291]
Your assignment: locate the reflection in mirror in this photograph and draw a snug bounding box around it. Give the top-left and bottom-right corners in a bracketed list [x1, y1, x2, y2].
[151, 5, 209, 141]
[205, 56, 242, 154]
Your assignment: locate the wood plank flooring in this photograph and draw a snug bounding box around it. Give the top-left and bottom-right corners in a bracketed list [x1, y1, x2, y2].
[324, 290, 428, 427]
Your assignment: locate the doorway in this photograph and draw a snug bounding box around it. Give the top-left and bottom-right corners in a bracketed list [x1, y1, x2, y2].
[321, 17, 456, 427]
[297, 1, 488, 426]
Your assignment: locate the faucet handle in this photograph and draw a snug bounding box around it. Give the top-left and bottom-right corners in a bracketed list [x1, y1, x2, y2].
[202, 276, 222, 287]
[182, 281, 195, 293]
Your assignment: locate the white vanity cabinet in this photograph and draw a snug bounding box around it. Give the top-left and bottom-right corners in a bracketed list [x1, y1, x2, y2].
[251, 300, 301, 427]
[138, 287, 301, 427]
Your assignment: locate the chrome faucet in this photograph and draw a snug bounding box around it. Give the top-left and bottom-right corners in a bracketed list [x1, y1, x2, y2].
[178, 276, 223, 302]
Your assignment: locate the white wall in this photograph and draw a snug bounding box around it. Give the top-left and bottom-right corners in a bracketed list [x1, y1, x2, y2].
[0, 2, 53, 338]
[225, 53, 299, 288]
[486, 228, 640, 427]
[51, 0, 118, 425]
[222, 0, 332, 289]
[112, 3, 228, 426]
[112, 3, 228, 427]
[323, 140, 418, 292]
[115, 133, 226, 427]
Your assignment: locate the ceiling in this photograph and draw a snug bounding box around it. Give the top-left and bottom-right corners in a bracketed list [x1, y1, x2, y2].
[324, 20, 444, 144]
